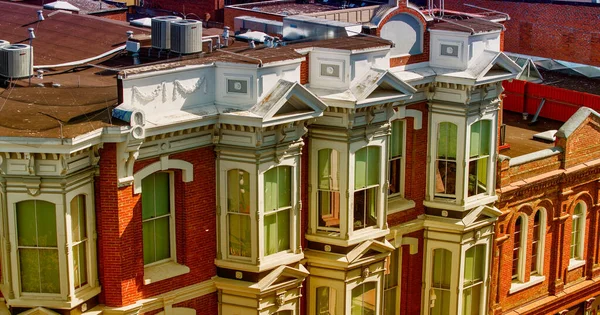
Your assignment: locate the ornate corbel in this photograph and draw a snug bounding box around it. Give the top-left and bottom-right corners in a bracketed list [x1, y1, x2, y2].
[116, 118, 146, 187]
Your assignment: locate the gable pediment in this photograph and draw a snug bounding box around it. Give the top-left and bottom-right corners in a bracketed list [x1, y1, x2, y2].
[346, 239, 395, 264]
[474, 51, 522, 84]
[351, 69, 416, 106]
[255, 264, 309, 291]
[461, 205, 502, 227]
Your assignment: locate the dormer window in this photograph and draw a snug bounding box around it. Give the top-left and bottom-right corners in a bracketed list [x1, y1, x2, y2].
[467, 120, 491, 197]
[353, 146, 380, 230]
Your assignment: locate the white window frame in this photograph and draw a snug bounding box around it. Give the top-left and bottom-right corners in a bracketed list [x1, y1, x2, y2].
[459, 244, 487, 315]
[383, 248, 401, 315]
[349, 140, 387, 236]
[569, 201, 587, 269]
[140, 171, 177, 267]
[133, 158, 193, 284]
[217, 161, 258, 266]
[388, 119, 406, 200]
[433, 121, 460, 199]
[466, 120, 492, 198]
[424, 243, 458, 315]
[316, 148, 342, 233]
[225, 168, 253, 261]
[257, 156, 301, 268]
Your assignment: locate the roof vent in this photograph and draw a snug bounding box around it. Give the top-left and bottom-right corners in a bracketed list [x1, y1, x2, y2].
[37, 10, 45, 21]
[170, 19, 202, 54]
[28, 28, 36, 40]
[0, 44, 33, 79]
[151, 16, 182, 50]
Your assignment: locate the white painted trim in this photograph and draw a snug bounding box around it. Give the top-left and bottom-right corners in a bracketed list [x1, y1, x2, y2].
[509, 275, 545, 295]
[144, 261, 190, 285]
[133, 156, 193, 194]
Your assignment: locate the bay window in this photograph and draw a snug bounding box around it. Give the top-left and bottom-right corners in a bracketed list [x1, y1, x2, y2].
[435, 123, 457, 198]
[467, 121, 491, 197]
[318, 149, 341, 231]
[388, 120, 405, 197]
[142, 172, 173, 265]
[228, 169, 251, 258]
[354, 146, 380, 230]
[264, 166, 291, 256]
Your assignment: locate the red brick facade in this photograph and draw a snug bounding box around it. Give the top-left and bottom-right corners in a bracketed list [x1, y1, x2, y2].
[96, 145, 217, 309]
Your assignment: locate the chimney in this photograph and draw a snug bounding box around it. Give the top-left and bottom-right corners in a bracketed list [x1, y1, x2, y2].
[28, 28, 35, 40]
[37, 10, 44, 21]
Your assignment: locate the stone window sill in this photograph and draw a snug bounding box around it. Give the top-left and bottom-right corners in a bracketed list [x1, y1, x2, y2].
[387, 197, 415, 214]
[144, 261, 190, 285]
[568, 259, 585, 271]
[509, 275, 545, 294]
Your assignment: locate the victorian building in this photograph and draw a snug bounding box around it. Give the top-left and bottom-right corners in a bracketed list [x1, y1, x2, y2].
[2, 0, 598, 315]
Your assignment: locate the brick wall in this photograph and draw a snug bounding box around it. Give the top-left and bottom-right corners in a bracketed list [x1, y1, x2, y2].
[143, 0, 225, 21]
[223, 7, 284, 29]
[444, 0, 600, 67]
[96, 145, 217, 308]
[88, 10, 128, 21]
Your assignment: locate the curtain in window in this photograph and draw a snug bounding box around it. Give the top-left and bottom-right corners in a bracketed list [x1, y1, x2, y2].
[389, 120, 404, 196]
[228, 169, 251, 258]
[17, 200, 60, 294]
[264, 166, 291, 256]
[142, 172, 171, 265]
[431, 248, 451, 315]
[351, 282, 377, 315]
[71, 195, 88, 289]
[318, 149, 341, 230]
[462, 245, 485, 315]
[435, 123, 457, 196]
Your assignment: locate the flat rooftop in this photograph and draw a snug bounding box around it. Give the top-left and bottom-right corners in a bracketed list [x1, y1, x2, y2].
[501, 110, 565, 158]
[228, 0, 384, 15]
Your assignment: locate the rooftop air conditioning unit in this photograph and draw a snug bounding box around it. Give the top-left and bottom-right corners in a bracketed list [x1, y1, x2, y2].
[151, 16, 182, 50]
[0, 40, 10, 49]
[170, 19, 202, 54]
[0, 44, 32, 79]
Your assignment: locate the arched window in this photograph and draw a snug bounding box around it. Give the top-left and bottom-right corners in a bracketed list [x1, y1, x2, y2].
[570, 202, 586, 261]
[351, 282, 377, 315]
[462, 245, 485, 315]
[435, 122, 457, 197]
[227, 169, 251, 258]
[318, 149, 340, 231]
[264, 166, 291, 256]
[16, 200, 60, 293]
[316, 286, 336, 314]
[531, 209, 545, 275]
[512, 216, 525, 281]
[468, 120, 491, 197]
[354, 146, 380, 230]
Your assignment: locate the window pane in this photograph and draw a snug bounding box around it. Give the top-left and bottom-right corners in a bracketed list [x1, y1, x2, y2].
[367, 147, 380, 187]
[19, 248, 41, 293]
[264, 168, 278, 212]
[384, 287, 397, 315]
[355, 148, 367, 189]
[389, 158, 402, 195]
[390, 120, 404, 158]
[470, 121, 481, 157]
[462, 285, 481, 315]
[36, 201, 57, 247]
[154, 173, 170, 217]
[432, 249, 451, 288]
[438, 123, 457, 159]
[264, 213, 277, 256]
[228, 170, 250, 214]
[17, 201, 37, 247]
[39, 249, 60, 294]
[143, 221, 155, 264]
[319, 149, 339, 190]
[229, 214, 251, 257]
[74, 243, 88, 289]
[353, 187, 377, 230]
[512, 217, 521, 278]
[318, 191, 340, 229]
[277, 210, 290, 252]
[142, 174, 156, 220]
[435, 160, 457, 195]
[71, 195, 87, 243]
[278, 167, 291, 209]
[351, 282, 377, 315]
[155, 217, 170, 261]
